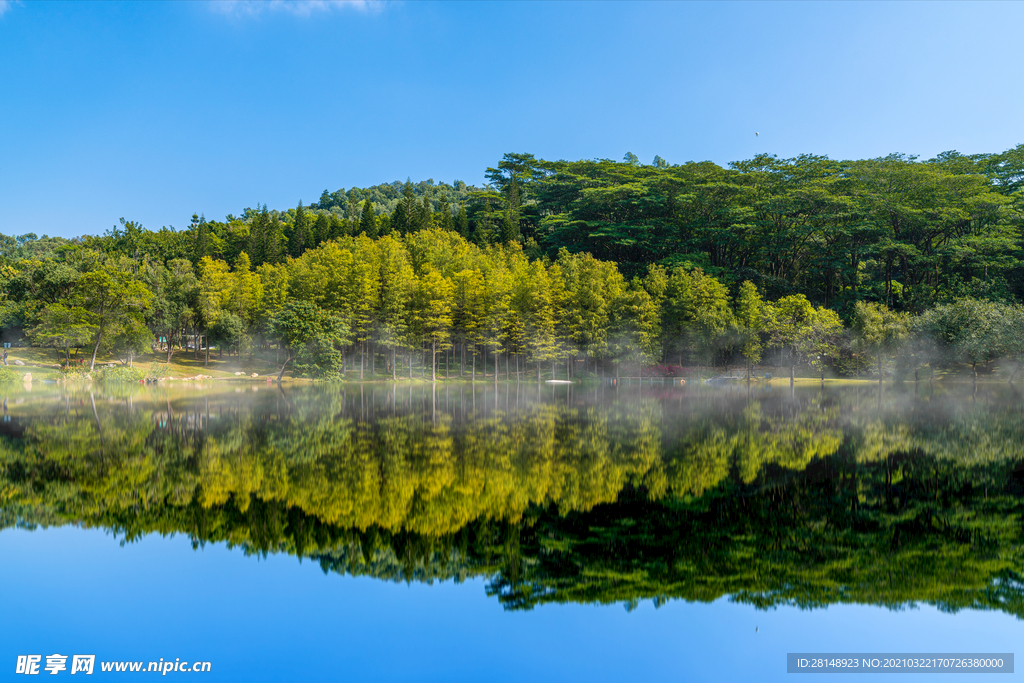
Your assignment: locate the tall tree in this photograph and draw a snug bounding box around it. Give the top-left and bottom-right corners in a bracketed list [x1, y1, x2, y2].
[247, 205, 282, 267]
[455, 205, 470, 239]
[191, 213, 210, 264]
[851, 300, 911, 381]
[360, 198, 378, 238]
[288, 201, 311, 258]
[76, 260, 153, 370]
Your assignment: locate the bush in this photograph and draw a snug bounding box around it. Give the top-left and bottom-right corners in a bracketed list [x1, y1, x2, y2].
[94, 365, 146, 384]
[0, 367, 19, 383]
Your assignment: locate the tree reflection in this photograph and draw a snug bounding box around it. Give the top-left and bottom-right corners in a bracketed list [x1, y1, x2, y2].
[1, 383, 1023, 617]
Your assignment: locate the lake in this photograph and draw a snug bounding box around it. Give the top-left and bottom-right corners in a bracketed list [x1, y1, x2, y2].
[1, 380, 1022, 681]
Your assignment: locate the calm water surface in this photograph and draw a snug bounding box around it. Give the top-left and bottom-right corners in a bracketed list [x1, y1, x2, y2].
[1, 381, 1022, 681]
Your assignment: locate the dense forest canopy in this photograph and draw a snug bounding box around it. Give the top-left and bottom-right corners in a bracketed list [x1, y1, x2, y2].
[1, 146, 1023, 380]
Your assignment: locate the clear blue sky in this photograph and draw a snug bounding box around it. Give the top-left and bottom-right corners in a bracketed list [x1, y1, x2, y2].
[1, 0, 1022, 238]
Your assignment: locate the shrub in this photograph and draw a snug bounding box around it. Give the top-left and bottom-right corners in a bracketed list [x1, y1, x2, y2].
[94, 365, 146, 384]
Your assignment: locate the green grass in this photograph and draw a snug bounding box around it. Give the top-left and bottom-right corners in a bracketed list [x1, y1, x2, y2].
[3, 346, 285, 381]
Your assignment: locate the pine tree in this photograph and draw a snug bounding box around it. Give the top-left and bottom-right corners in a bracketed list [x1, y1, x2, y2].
[347, 195, 363, 235]
[502, 175, 522, 243]
[391, 201, 408, 236]
[288, 201, 310, 258]
[472, 201, 494, 246]
[313, 213, 331, 247]
[456, 205, 469, 239]
[438, 193, 455, 232]
[360, 198, 377, 238]
[399, 181, 417, 233]
[248, 205, 281, 267]
[418, 194, 433, 232]
[192, 213, 209, 264]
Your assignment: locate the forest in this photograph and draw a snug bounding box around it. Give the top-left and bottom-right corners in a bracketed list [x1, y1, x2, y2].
[1, 145, 1023, 381]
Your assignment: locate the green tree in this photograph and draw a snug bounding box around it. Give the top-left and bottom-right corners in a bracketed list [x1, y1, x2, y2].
[795, 307, 845, 380]
[191, 214, 210, 264]
[288, 201, 311, 258]
[360, 198, 377, 238]
[918, 298, 1023, 380]
[270, 301, 349, 380]
[247, 205, 282, 267]
[27, 304, 94, 363]
[851, 300, 911, 380]
[765, 294, 815, 382]
[455, 205, 470, 239]
[145, 258, 198, 363]
[437, 193, 455, 233]
[413, 267, 453, 381]
[735, 281, 765, 376]
[76, 261, 153, 371]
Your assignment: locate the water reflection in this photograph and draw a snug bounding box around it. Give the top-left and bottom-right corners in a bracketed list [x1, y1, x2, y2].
[1, 382, 1022, 617]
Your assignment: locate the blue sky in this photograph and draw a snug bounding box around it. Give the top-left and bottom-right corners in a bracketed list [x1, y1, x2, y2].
[1, 1, 1022, 238]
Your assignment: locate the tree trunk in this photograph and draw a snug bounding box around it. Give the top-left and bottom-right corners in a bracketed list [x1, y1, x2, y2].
[431, 340, 436, 382]
[277, 352, 292, 382]
[89, 327, 104, 371]
[392, 347, 396, 381]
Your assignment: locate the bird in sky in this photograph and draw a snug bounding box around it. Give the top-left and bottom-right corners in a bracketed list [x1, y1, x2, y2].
[755, 132, 759, 137]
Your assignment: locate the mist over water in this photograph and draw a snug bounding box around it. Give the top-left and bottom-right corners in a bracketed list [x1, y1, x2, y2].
[2, 380, 1022, 619]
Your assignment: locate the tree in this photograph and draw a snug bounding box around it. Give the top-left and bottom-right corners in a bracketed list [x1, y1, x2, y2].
[198, 256, 232, 366]
[209, 312, 245, 358]
[313, 213, 331, 247]
[452, 268, 486, 379]
[499, 175, 521, 243]
[413, 267, 453, 381]
[360, 198, 377, 238]
[918, 298, 1022, 380]
[765, 294, 815, 382]
[455, 205, 470, 239]
[376, 236, 414, 380]
[288, 202, 311, 258]
[145, 258, 198, 363]
[191, 214, 210, 263]
[28, 304, 94, 363]
[659, 268, 734, 374]
[106, 315, 153, 367]
[76, 261, 153, 370]
[851, 301, 911, 381]
[735, 281, 765, 377]
[270, 301, 348, 380]
[437, 193, 455, 233]
[418, 194, 433, 232]
[795, 307, 844, 380]
[247, 205, 282, 267]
